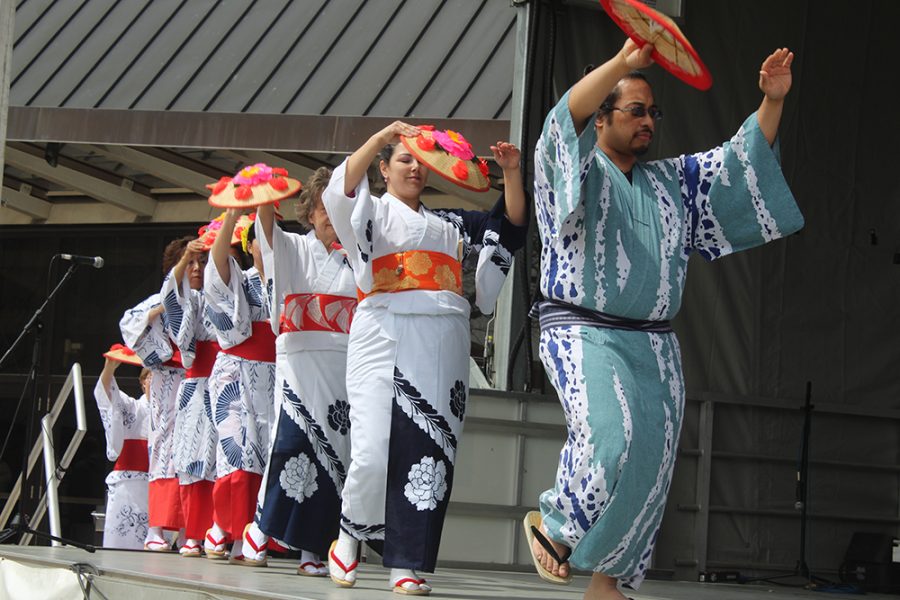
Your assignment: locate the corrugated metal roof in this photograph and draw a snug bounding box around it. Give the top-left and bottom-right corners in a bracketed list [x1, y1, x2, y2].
[11, 0, 516, 120]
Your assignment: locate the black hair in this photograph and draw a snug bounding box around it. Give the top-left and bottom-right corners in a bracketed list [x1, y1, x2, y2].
[377, 144, 395, 167]
[596, 71, 651, 123]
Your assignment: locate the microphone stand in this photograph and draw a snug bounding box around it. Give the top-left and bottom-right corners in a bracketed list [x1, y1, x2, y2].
[0, 262, 95, 551]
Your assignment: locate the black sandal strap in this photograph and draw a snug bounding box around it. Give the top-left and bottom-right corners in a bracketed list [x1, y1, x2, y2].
[530, 525, 572, 564]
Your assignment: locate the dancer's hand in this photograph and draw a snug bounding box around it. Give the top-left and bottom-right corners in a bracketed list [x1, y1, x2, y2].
[759, 48, 793, 101]
[620, 37, 654, 70]
[491, 142, 521, 171]
[374, 120, 422, 146]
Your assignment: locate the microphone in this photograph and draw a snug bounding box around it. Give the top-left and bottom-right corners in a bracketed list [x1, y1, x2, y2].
[59, 254, 105, 269]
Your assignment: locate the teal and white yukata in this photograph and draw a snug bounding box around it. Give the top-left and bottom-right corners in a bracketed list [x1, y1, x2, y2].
[533, 91, 804, 586]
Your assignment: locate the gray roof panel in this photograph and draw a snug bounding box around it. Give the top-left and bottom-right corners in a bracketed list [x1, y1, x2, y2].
[11, 0, 517, 120]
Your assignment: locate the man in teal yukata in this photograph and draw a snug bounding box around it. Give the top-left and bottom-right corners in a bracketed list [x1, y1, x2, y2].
[527, 38, 804, 599]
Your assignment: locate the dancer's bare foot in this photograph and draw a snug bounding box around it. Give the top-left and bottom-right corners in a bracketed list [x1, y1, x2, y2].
[584, 573, 628, 600]
[531, 524, 570, 579]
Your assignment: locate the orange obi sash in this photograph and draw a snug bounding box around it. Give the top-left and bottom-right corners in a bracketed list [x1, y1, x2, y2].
[280, 293, 356, 334]
[113, 439, 149, 472]
[185, 340, 220, 378]
[360, 250, 462, 301]
[162, 345, 183, 369]
[221, 321, 276, 363]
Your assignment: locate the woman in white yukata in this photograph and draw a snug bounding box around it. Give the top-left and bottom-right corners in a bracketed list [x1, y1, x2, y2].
[236, 167, 357, 576]
[119, 238, 191, 551]
[203, 211, 277, 561]
[162, 238, 218, 556]
[323, 122, 528, 595]
[94, 354, 151, 549]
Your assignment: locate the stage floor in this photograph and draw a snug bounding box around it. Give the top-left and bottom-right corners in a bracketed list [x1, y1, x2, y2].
[0, 545, 890, 600]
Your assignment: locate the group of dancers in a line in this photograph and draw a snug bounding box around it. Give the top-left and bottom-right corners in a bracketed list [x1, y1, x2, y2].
[95, 33, 803, 599]
[96, 126, 527, 595]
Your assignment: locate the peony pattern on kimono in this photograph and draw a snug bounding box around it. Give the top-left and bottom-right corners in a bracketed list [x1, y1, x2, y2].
[403, 456, 448, 511]
[279, 453, 318, 503]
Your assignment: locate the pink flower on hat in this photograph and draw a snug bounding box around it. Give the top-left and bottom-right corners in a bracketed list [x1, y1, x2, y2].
[234, 163, 274, 185]
[432, 129, 475, 161]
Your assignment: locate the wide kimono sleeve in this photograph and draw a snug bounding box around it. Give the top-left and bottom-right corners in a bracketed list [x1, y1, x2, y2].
[203, 258, 252, 349]
[119, 294, 171, 367]
[323, 158, 387, 294]
[678, 111, 805, 260]
[434, 195, 528, 315]
[534, 90, 604, 236]
[256, 218, 311, 335]
[161, 269, 201, 368]
[94, 378, 141, 461]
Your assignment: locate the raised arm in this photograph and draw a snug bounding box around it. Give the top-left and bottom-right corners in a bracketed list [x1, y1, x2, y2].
[568, 38, 654, 135]
[491, 142, 527, 226]
[257, 203, 275, 248]
[343, 121, 421, 196]
[211, 209, 241, 286]
[98, 357, 120, 398]
[172, 238, 206, 285]
[756, 48, 794, 146]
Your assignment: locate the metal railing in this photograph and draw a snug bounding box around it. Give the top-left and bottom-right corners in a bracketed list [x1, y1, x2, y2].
[0, 363, 86, 545]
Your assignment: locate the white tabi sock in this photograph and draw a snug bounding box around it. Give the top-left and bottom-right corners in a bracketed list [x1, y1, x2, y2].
[299, 550, 327, 575]
[390, 568, 432, 593]
[242, 522, 269, 561]
[329, 530, 360, 584]
[205, 522, 228, 552]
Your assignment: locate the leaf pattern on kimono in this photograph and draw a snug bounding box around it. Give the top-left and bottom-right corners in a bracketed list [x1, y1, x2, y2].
[205, 306, 234, 332]
[340, 516, 385, 539]
[164, 290, 184, 335]
[392, 367, 457, 458]
[281, 381, 346, 488]
[215, 381, 240, 425]
[220, 436, 243, 470]
[178, 381, 197, 411]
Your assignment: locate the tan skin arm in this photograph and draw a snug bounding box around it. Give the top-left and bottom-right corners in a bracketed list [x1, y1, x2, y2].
[756, 48, 794, 146]
[343, 121, 421, 196]
[491, 142, 528, 226]
[211, 209, 241, 286]
[172, 239, 206, 286]
[257, 203, 275, 249]
[99, 357, 120, 397]
[568, 39, 654, 135]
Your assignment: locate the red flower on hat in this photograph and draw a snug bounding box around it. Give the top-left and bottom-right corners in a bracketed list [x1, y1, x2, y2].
[419, 125, 435, 131]
[478, 158, 489, 178]
[452, 160, 469, 181]
[269, 177, 288, 191]
[234, 186, 253, 200]
[416, 135, 436, 152]
[208, 176, 232, 195]
[271, 167, 289, 177]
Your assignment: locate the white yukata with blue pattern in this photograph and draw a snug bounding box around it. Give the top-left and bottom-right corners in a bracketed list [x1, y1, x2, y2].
[162, 270, 218, 485]
[93, 378, 150, 549]
[120, 293, 182, 484]
[534, 91, 804, 586]
[204, 262, 276, 480]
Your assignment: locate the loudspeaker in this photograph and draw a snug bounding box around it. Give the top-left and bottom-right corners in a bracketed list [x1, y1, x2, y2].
[840, 532, 900, 594]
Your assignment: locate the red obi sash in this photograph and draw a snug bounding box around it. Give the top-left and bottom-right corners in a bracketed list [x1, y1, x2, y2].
[359, 250, 462, 301]
[113, 439, 149, 472]
[162, 346, 183, 369]
[185, 340, 220, 378]
[280, 293, 356, 334]
[221, 321, 276, 363]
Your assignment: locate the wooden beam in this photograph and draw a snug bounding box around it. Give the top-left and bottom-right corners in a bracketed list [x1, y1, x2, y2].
[87, 145, 211, 195]
[4, 146, 156, 216]
[1, 185, 51, 219]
